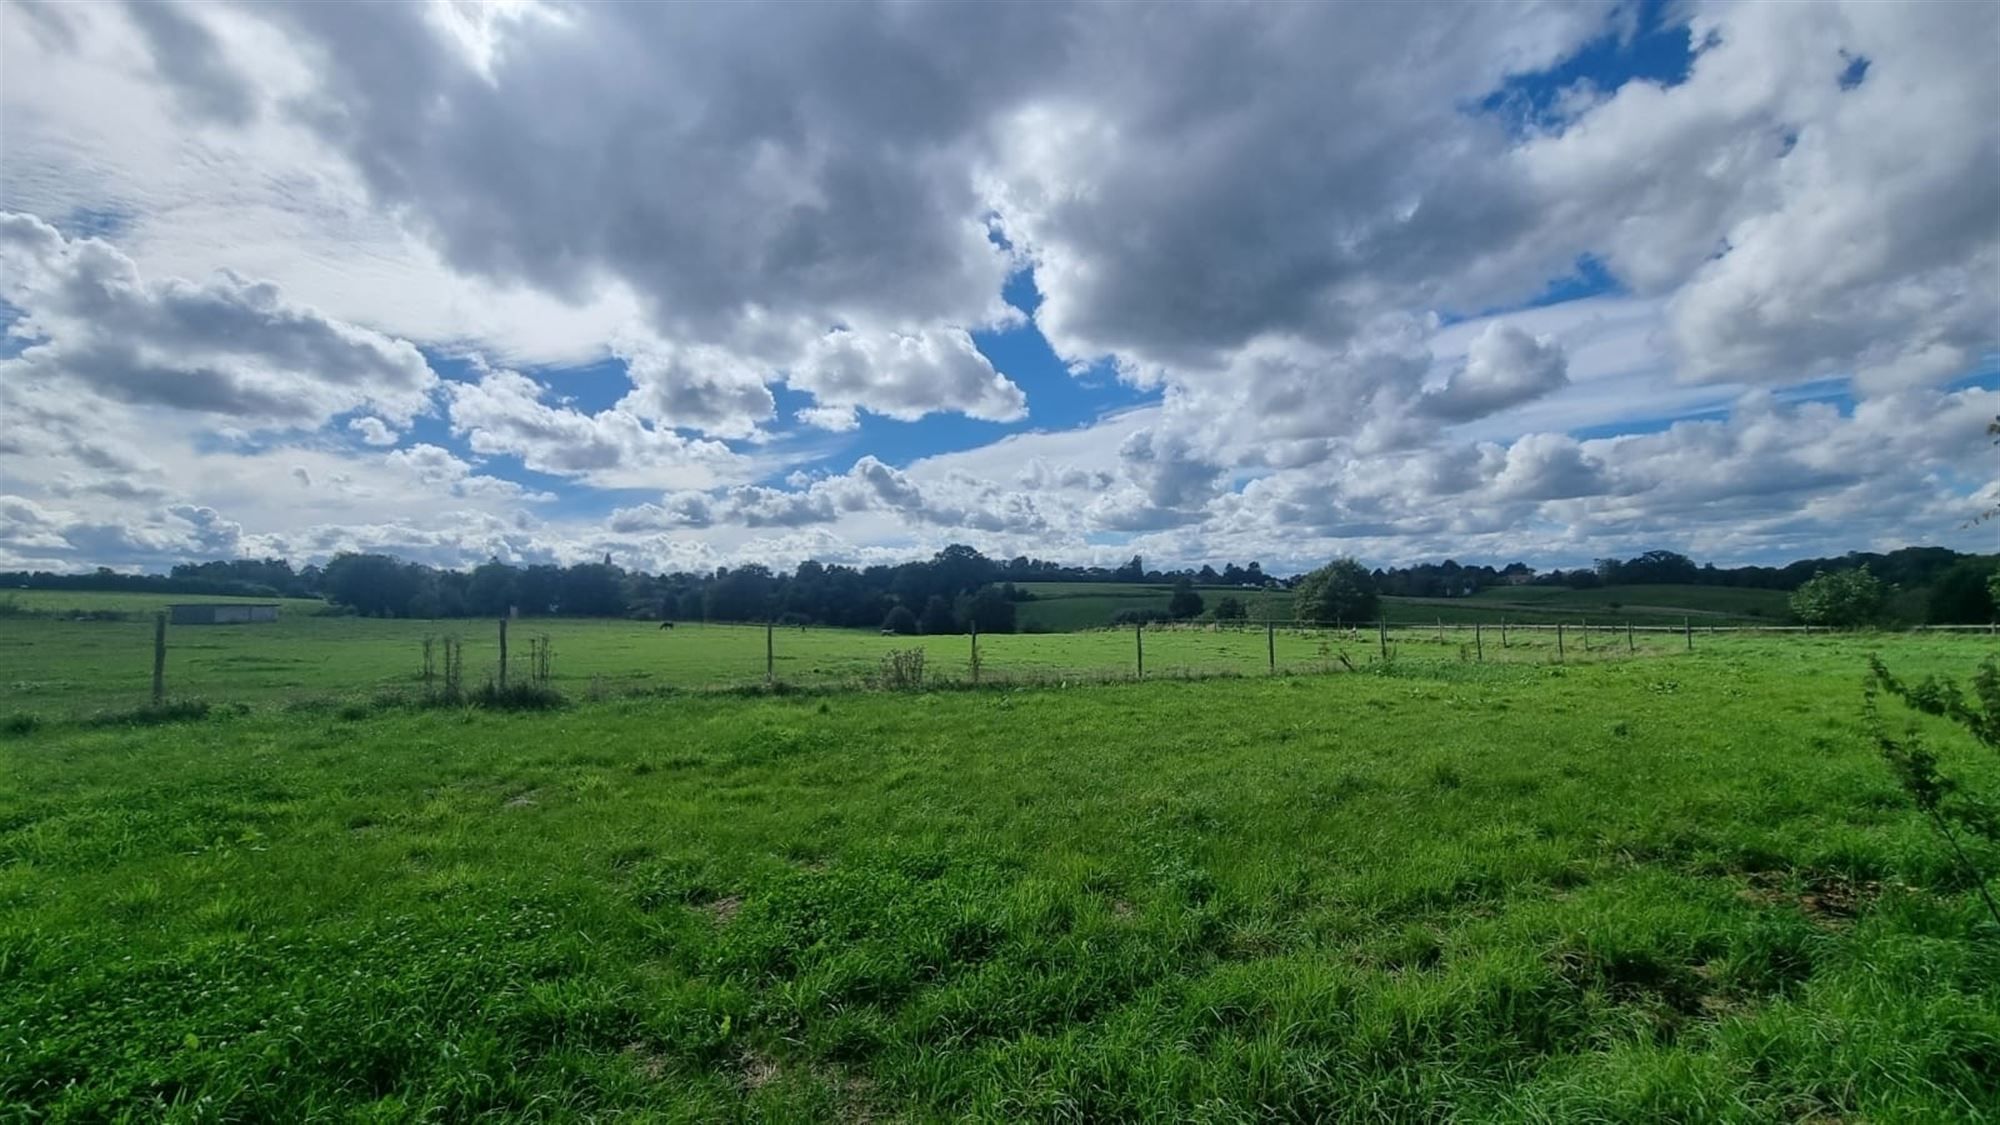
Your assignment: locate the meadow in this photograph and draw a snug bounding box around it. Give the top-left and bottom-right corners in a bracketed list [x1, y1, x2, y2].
[5, 590, 1811, 719]
[3, 632, 1998, 1120]
[1010, 582, 1792, 632]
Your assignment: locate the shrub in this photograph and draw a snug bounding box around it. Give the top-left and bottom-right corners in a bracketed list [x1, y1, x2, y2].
[1790, 567, 1884, 628]
[1110, 608, 1171, 626]
[878, 649, 926, 691]
[1, 712, 40, 737]
[882, 605, 918, 635]
[1292, 558, 1380, 625]
[1865, 654, 2000, 926]
[1167, 578, 1204, 620]
[471, 681, 567, 711]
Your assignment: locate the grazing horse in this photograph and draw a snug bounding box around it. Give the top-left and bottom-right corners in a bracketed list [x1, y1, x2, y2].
[658, 621, 675, 630]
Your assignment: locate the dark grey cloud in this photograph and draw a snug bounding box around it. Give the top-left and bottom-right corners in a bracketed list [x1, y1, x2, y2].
[121, 0, 255, 125]
[0, 212, 435, 425]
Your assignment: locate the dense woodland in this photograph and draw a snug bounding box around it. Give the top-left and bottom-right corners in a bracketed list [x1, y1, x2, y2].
[5, 544, 1996, 631]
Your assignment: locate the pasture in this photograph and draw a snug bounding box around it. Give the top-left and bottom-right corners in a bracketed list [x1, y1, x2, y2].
[3, 633, 1998, 1119]
[1010, 582, 1793, 631]
[4, 591, 1828, 719]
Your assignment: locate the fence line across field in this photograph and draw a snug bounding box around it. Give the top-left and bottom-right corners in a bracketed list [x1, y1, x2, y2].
[103, 611, 2000, 711]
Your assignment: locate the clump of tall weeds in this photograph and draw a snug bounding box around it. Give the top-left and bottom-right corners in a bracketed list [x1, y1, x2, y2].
[878, 648, 927, 691]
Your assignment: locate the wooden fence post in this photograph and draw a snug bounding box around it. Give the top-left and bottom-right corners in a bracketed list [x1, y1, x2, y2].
[1627, 621, 1634, 653]
[1474, 622, 1483, 662]
[1378, 619, 1388, 660]
[1436, 617, 1444, 643]
[1501, 619, 1509, 649]
[1556, 622, 1565, 660]
[766, 620, 774, 685]
[970, 621, 979, 685]
[1685, 616, 1693, 652]
[1135, 621, 1144, 680]
[1582, 619, 1590, 653]
[498, 616, 509, 690]
[152, 611, 167, 705]
[1267, 620, 1275, 674]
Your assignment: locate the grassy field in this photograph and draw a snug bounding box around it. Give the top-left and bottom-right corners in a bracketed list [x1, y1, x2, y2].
[1012, 582, 1792, 630]
[1, 591, 1778, 719]
[1012, 583, 1290, 631]
[0, 589, 327, 616]
[4, 633, 1998, 1119]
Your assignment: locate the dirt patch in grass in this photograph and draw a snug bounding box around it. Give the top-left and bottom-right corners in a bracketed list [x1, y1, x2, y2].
[1739, 871, 1885, 927]
[624, 1041, 670, 1082]
[705, 894, 743, 924]
[504, 790, 540, 809]
[739, 1048, 781, 1091]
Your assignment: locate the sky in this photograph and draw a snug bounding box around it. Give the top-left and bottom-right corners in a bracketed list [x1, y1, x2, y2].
[0, 0, 1996, 577]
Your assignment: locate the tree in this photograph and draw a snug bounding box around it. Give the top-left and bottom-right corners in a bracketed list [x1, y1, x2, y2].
[1114, 554, 1145, 582]
[1927, 560, 1999, 624]
[1213, 596, 1247, 621]
[957, 585, 1018, 634]
[919, 594, 957, 635]
[466, 558, 518, 617]
[1790, 567, 1885, 628]
[1292, 558, 1380, 625]
[558, 561, 626, 617]
[882, 605, 918, 635]
[1167, 577, 1204, 620]
[322, 552, 422, 617]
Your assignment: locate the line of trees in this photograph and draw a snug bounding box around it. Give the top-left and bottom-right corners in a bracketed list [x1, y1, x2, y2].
[5, 544, 1994, 628]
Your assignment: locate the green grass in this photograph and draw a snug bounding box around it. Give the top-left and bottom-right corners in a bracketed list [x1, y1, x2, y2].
[0, 590, 325, 616]
[1013, 583, 1291, 631]
[7, 603, 1702, 718]
[3, 635, 1997, 1119]
[1012, 582, 1792, 630]
[1464, 584, 1793, 619]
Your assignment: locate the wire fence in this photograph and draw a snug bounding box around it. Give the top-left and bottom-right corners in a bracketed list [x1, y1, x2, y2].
[6, 609, 1999, 719]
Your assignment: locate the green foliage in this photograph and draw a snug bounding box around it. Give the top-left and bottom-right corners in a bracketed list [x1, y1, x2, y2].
[1213, 596, 1247, 621]
[955, 585, 1018, 634]
[1789, 567, 1885, 628]
[1864, 655, 2000, 925]
[881, 605, 918, 636]
[1292, 557, 1381, 625]
[5, 648, 2000, 1119]
[918, 595, 956, 636]
[1927, 560, 1999, 624]
[1166, 577, 1204, 620]
[876, 648, 926, 691]
[81, 699, 214, 728]
[469, 681, 568, 711]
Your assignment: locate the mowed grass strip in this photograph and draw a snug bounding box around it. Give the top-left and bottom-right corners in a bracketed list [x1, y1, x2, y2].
[3, 638, 1997, 1120]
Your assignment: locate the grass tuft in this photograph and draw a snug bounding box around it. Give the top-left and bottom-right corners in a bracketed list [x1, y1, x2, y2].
[80, 698, 213, 728]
